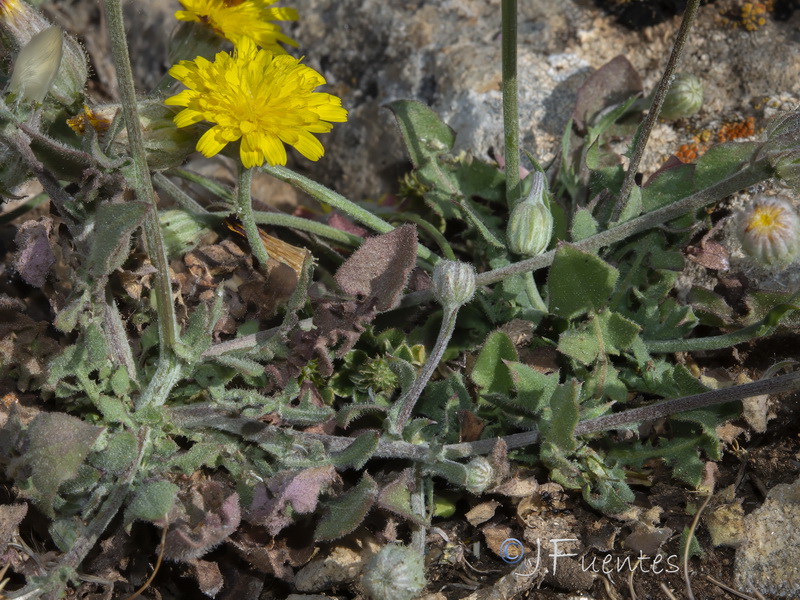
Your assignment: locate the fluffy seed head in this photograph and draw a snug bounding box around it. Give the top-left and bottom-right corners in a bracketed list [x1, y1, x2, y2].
[361, 544, 426, 600]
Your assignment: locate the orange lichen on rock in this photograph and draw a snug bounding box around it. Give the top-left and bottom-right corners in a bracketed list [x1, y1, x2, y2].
[717, 116, 756, 142]
[675, 142, 704, 164]
[672, 118, 757, 164]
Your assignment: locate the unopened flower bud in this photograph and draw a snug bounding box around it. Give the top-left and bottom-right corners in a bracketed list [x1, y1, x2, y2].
[1, 0, 88, 106]
[8, 25, 62, 104]
[160, 209, 208, 257]
[464, 456, 494, 494]
[432, 260, 476, 308]
[660, 73, 703, 121]
[506, 171, 553, 256]
[361, 544, 426, 600]
[737, 196, 800, 267]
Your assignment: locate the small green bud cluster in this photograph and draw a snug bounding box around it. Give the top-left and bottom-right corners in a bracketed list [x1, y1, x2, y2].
[506, 171, 554, 257]
[432, 260, 476, 309]
[659, 73, 704, 121]
[361, 544, 426, 600]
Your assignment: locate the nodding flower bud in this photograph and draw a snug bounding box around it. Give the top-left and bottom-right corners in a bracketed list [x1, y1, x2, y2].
[464, 456, 494, 494]
[1, 0, 88, 106]
[8, 25, 62, 105]
[361, 544, 426, 600]
[432, 260, 476, 309]
[737, 196, 800, 267]
[660, 73, 703, 121]
[506, 171, 554, 257]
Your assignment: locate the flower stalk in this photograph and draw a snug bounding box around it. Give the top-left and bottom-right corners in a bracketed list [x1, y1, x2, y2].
[261, 163, 442, 266]
[612, 0, 701, 221]
[236, 164, 271, 268]
[501, 0, 521, 209]
[104, 0, 178, 353]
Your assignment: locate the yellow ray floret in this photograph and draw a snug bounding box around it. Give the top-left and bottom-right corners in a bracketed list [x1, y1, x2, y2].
[175, 0, 298, 53]
[165, 38, 347, 168]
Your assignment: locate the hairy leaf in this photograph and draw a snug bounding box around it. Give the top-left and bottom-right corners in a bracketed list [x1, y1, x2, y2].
[315, 473, 378, 541]
[548, 245, 619, 320]
[470, 330, 518, 394]
[387, 99, 456, 167]
[248, 466, 338, 536]
[125, 480, 179, 525]
[335, 224, 418, 311]
[8, 412, 103, 517]
[89, 201, 149, 280]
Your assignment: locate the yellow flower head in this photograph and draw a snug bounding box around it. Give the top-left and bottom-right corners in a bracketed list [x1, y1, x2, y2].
[175, 0, 298, 53]
[165, 38, 348, 168]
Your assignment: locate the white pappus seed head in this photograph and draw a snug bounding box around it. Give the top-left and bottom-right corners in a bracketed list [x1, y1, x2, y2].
[361, 544, 426, 600]
[737, 196, 800, 267]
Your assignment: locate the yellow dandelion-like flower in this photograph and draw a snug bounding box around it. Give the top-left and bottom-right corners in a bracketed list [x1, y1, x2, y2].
[165, 37, 347, 168]
[175, 0, 298, 53]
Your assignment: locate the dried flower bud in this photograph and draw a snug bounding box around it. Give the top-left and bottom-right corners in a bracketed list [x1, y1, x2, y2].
[68, 101, 198, 170]
[432, 260, 476, 308]
[8, 25, 62, 104]
[506, 171, 554, 257]
[737, 196, 800, 267]
[361, 544, 426, 600]
[464, 456, 494, 494]
[660, 73, 703, 121]
[1, 0, 88, 106]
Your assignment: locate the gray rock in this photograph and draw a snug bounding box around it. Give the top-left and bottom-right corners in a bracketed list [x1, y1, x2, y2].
[44, 0, 800, 205]
[734, 476, 800, 598]
[289, 0, 800, 201]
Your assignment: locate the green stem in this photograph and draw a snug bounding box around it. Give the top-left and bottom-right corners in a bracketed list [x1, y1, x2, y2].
[135, 353, 183, 411]
[646, 301, 800, 353]
[152, 171, 212, 215]
[612, 0, 701, 221]
[392, 212, 456, 260]
[501, 0, 521, 209]
[0, 429, 155, 599]
[105, 0, 178, 352]
[253, 211, 362, 248]
[478, 157, 772, 287]
[395, 156, 772, 310]
[235, 165, 270, 268]
[523, 271, 548, 313]
[442, 370, 800, 459]
[260, 163, 441, 265]
[392, 305, 459, 434]
[168, 166, 235, 204]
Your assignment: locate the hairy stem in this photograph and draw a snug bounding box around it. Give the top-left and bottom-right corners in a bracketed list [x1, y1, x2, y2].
[612, 0, 701, 221]
[442, 370, 800, 459]
[236, 165, 270, 268]
[260, 163, 441, 266]
[392, 305, 460, 433]
[523, 271, 548, 312]
[105, 0, 178, 352]
[501, 0, 521, 209]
